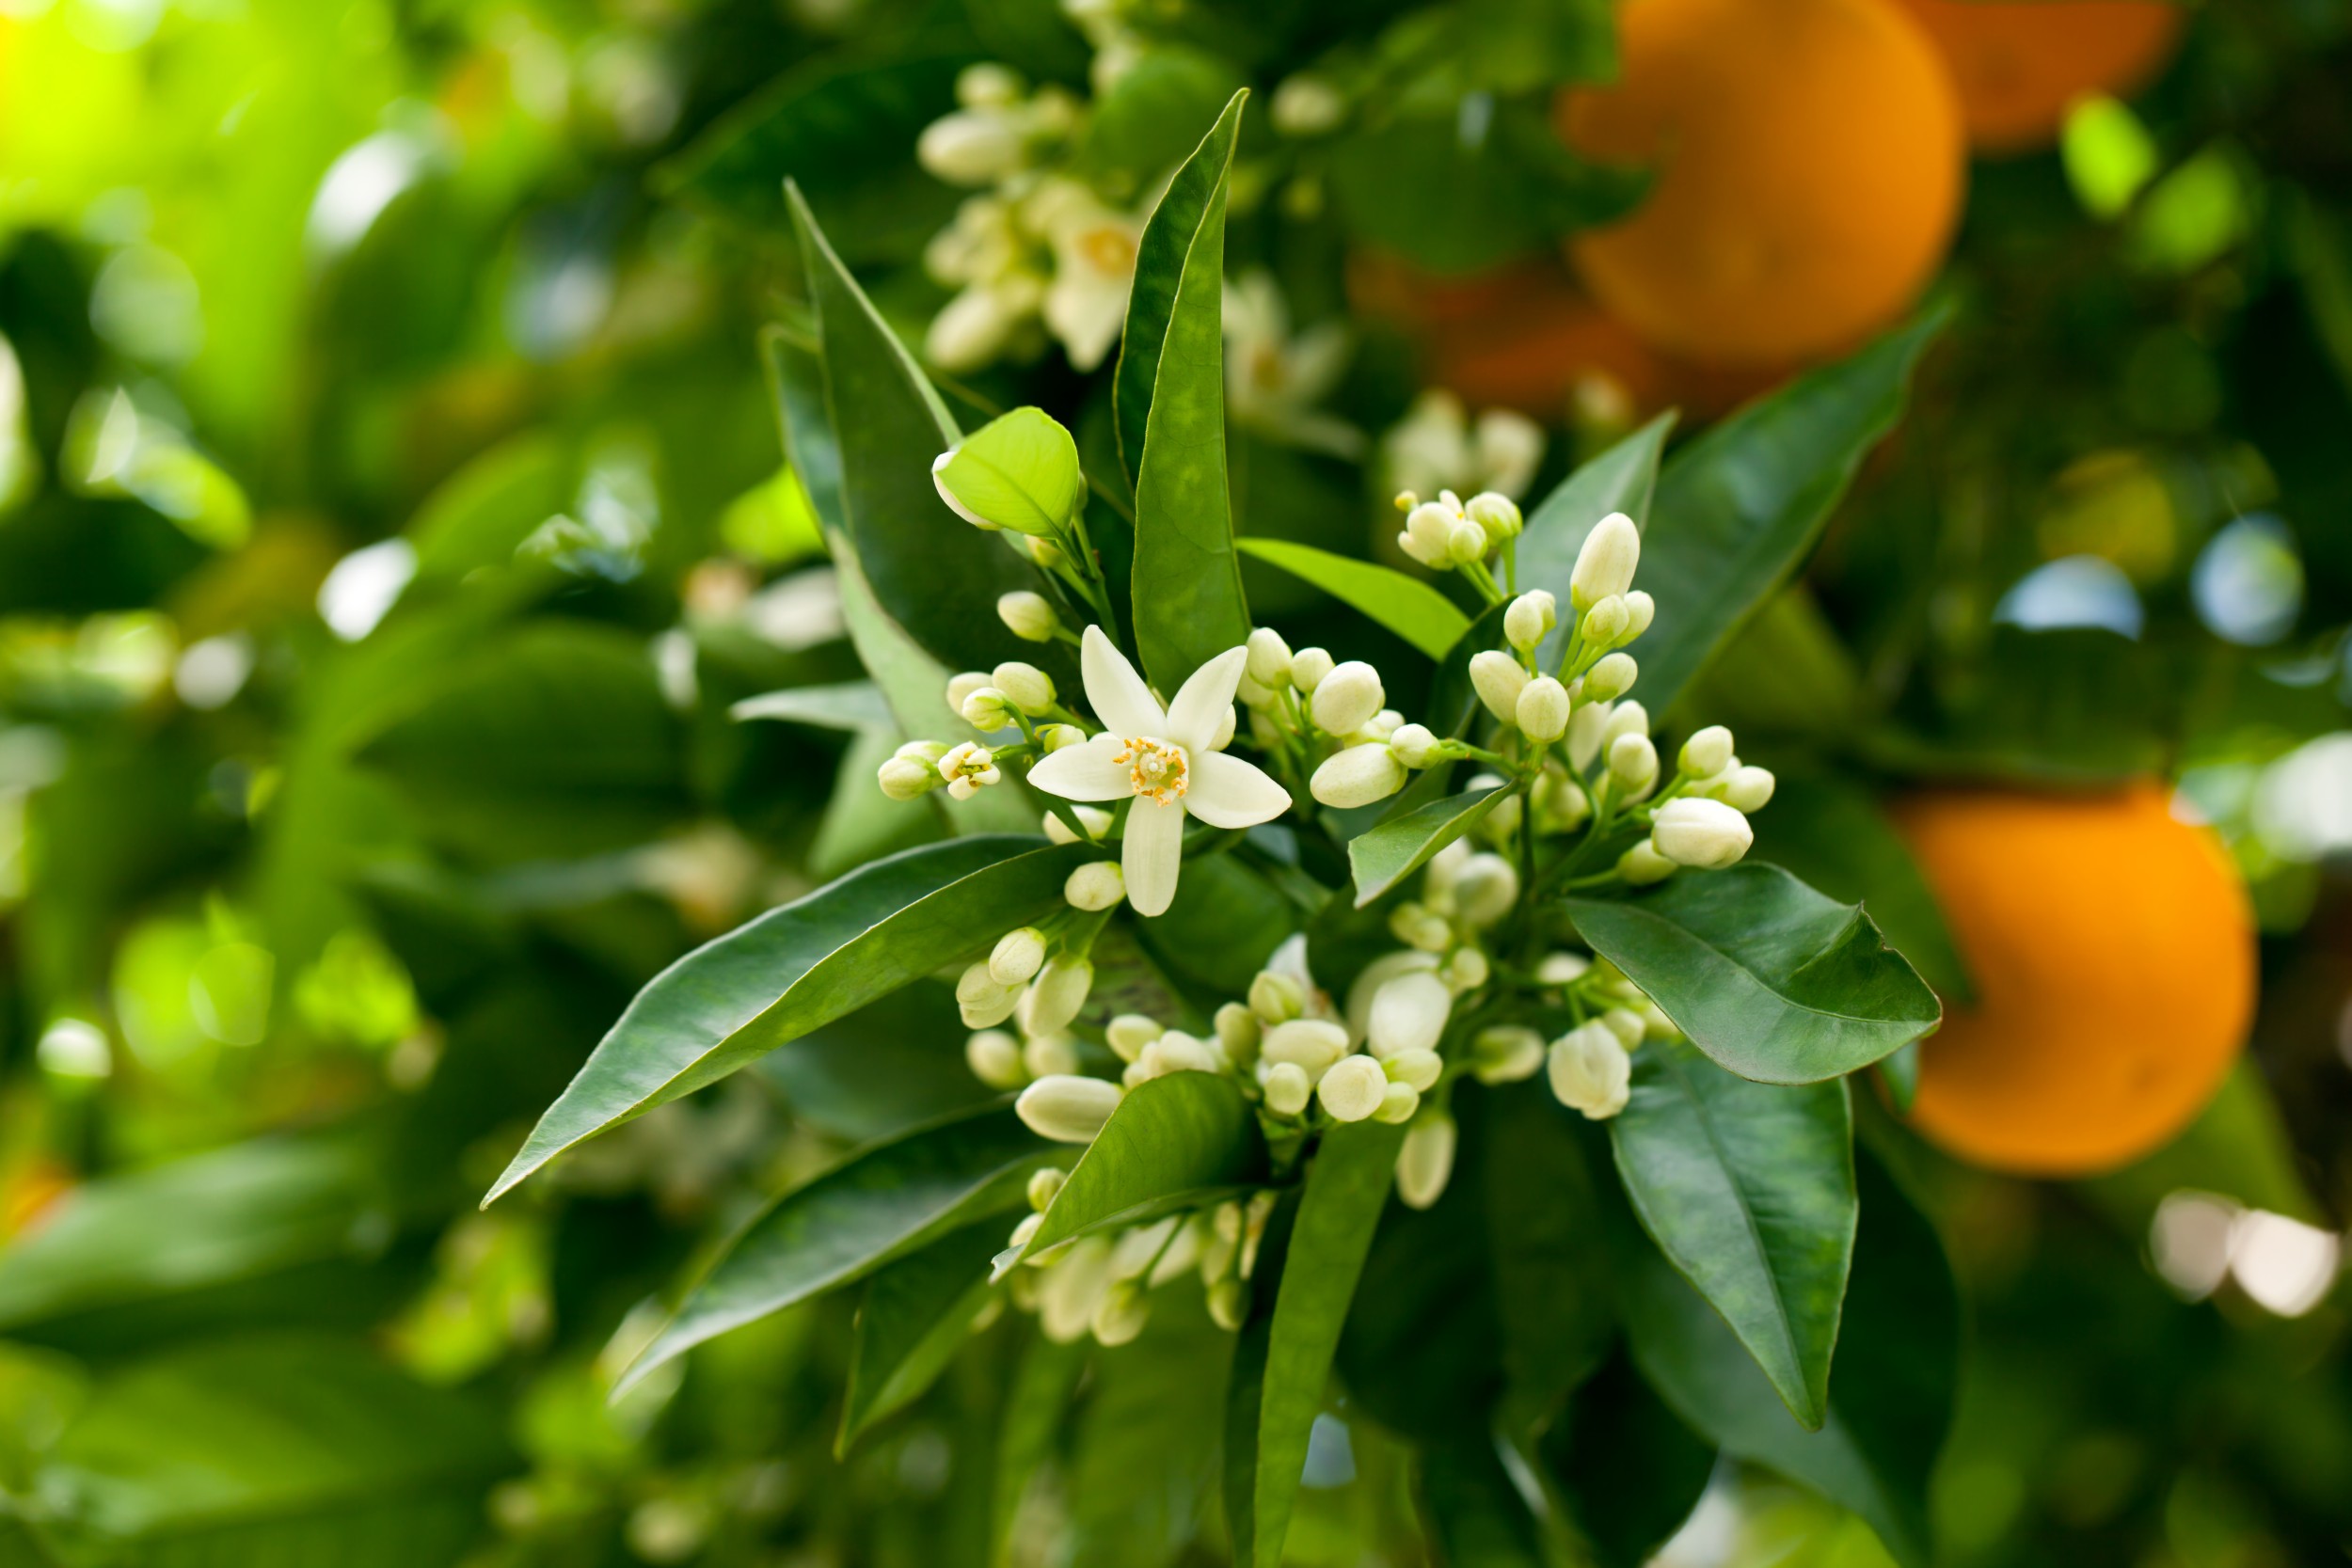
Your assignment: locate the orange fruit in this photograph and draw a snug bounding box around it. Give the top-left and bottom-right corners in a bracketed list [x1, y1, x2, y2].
[1555, 0, 1965, 366]
[1893, 0, 2185, 155]
[1891, 784, 2256, 1177]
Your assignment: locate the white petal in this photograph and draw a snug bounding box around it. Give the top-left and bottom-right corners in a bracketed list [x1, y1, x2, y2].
[1165, 645, 1248, 752]
[1082, 626, 1164, 738]
[1184, 751, 1290, 830]
[1121, 796, 1186, 917]
[1026, 735, 1133, 802]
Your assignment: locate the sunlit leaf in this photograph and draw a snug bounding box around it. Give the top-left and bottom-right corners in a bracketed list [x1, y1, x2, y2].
[1235, 538, 1471, 659]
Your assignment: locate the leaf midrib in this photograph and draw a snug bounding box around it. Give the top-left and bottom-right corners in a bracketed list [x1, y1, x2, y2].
[1575, 895, 1927, 1034]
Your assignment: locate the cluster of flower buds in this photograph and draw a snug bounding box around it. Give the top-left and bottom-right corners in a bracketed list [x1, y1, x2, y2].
[876, 662, 1089, 806]
[1001, 1172, 1279, 1345]
[1230, 626, 1428, 811]
[1383, 390, 1546, 505]
[959, 914, 1103, 1092]
[1393, 487, 1524, 585]
[1610, 721, 1776, 885]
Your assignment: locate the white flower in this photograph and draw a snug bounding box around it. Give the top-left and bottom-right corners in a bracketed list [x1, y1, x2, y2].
[1223, 271, 1362, 458]
[938, 740, 1002, 800]
[1651, 798, 1754, 869]
[1549, 1022, 1631, 1119]
[1030, 180, 1140, 372]
[1386, 391, 1548, 503]
[1027, 626, 1292, 916]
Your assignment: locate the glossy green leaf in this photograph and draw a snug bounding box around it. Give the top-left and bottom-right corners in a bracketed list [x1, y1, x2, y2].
[1538, 1348, 1716, 1568]
[1482, 1084, 1613, 1426]
[934, 406, 1085, 538]
[1618, 1156, 1956, 1568]
[1515, 410, 1676, 668]
[839, 1223, 1005, 1452]
[1608, 1038, 1855, 1429]
[1234, 538, 1471, 659]
[1635, 306, 1948, 717]
[731, 679, 894, 733]
[1348, 786, 1507, 908]
[487, 837, 1084, 1203]
[1016, 1072, 1269, 1266]
[624, 1104, 1054, 1392]
[1123, 91, 1252, 690]
[1418, 1431, 1546, 1568]
[1565, 863, 1941, 1085]
[1225, 1118, 1406, 1568]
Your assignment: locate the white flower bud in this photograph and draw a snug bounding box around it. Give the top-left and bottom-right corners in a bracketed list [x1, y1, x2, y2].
[1396, 1113, 1456, 1210]
[917, 109, 1025, 187]
[1246, 626, 1293, 687]
[1471, 1024, 1545, 1085]
[956, 63, 1025, 108]
[1720, 765, 1776, 813]
[1622, 590, 1656, 640]
[990, 927, 1048, 986]
[1040, 723, 1087, 752]
[1351, 708, 1405, 747]
[1469, 650, 1529, 725]
[1375, 1081, 1422, 1123]
[1446, 519, 1490, 566]
[1608, 732, 1659, 793]
[1016, 1074, 1123, 1143]
[1215, 1002, 1261, 1064]
[1536, 951, 1592, 986]
[1651, 797, 1754, 869]
[1044, 804, 1111, 844]
[1468, 492, 1524, 544]
[1517, 675, 1570, 743]
[1064, 860, 1126, 911]
[961, 686, 1016, 730]
[1104, 1013, 1162, 1063]
[1025, 1032, 1079, 1078]
[1037, 1235, 1115, 1341]
[1567, 700, 1613, 770]
[1368, 971, 1452, 1059]
[1503, 591, 1556, 652]
[1318, 1053, 1388, 1121]
[1443, 945, 1488, 992]
[1390, 903, 1454, 954]
[1248, 973, 1303, 1025]
[1021, 955, 1093, 1035]
[879, 753, 941, 800]
[1679, 725, 1735, 779]
[1262, 1060, 1312, 1116]
[1399, 501, 1459, 568]
[992, 661, 1055, 715]
[939, 741, 1001, 800]
[1617, 841, 1677, 885]
[958, 960, 1011, 1007]
[1093, 1278, 1150, 1345]
[1388, 722, 1443, 768]
[1309, 661, 1385, 735]
[1141, 1030, 1219, 1076]
[1549, 1022, 1631, 1119]
[1599, 1009, 1645, 1050]
[946, 671, 993, 709]
[1604, 701, 1650, 744]
[1385, 1048, 1443, 1092]
[1262, 1018, 1349, 1078]
[998, 591, 1059, 642]
[1289, 647, 1335, 692]
[1209, 703, 1237, 752]
[966, 1029, 1024, 1088]
[1208, 1275, 1249, 1329]
[1569, 512, 1641, 610]
[1582, 594, 1631, 649]
[1637, 1000, 1681, 1041]
[1583, 652, 1638, 703]
[1270, 71, 1347, 135]
[1452, 853, 1518, 928]
[1009, 1211, 1043, 1252]
[1027, 534, 1066, 570]
[1310, 744, 1406, 809]
[1236, 670, 1273, 709]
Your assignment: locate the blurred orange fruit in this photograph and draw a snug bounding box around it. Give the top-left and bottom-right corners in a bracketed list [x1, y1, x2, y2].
[1892, 784, 2255, 1177]
[1555, 0, 1965, 366]
[1893, 0, 2185, 155]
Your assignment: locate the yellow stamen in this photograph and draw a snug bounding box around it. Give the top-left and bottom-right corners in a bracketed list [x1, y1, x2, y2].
[1113, 736, 1188, 806]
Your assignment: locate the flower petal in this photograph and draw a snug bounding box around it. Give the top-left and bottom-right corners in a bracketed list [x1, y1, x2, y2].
[1026, 735, 1133, 802]
[1082, 626, 1165, 738]
[1184, 751, 1291, 830]
[1120, 795, 1185, 917]
[1164, 644, 1248, 753]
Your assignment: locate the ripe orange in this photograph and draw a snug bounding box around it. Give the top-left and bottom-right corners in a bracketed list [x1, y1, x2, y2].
[1555, 0, 1965, 366]
[1892, 0, 2185, 155]
[1891, 784, 2255, 1178]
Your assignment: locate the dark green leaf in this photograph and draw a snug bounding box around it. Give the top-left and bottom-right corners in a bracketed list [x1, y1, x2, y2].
[993, 1330, 1089, 1562]
[1565, 863, 1941, 1085]
[1515, 411, 1675, 669]
[1481, 1085, 1613, 1426]
[1017, 1072, 1269, 1265]
[1234, 538, 1471, 659]
[1226, 1119, 1406, 1568]
[1122, 91, 1253, 689]
[1636, 305, 1948, 717]
[1418, 1431, 1546, 1568]
[1538, 1348, 1715, 1568]
[1136, 851, 1295, 997]
[1608, 1038, 1855, 1429]
[487, 837, 1084, 1203]
[839, 1223, 1006, 1452]
[625, 1105, 1054, 1391]
[1348, 786, 1507, 908]
[1066, 1300, 1235, 1568]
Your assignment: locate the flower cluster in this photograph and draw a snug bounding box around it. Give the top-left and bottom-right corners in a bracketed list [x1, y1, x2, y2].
[1000, 1170, 1279, 1346]
[1383, 389, 1546, 506]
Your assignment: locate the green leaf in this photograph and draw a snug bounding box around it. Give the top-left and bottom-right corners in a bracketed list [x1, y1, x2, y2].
[405, 431, 574, 581]
[486, 837, 1084, 1204]
[1515, 411, 1676, 668]
[933, 407, 1086, 538]
[1077, 46, 1246, 193]
[788, 185, 1042, 675]
[1348, 786, 1507, 908]
[1617, 1156, 1956, 1568]
[1608, 1038, 1855, 1429]
[1417, 1431, 1547, 1568]
[1564, 864, 1941, 1085]
[1066, 1300, 1235, 1568]
[993, 1330, 1089, 1563]
[1537, 1348, 1716, 1568]
[1481, 1084, 1613, 1426]
[1016, 1072, 1269, 1266]
[839, 1223, 1006, 1452]
[1234, 538, 1472, 659]
[1136, 852, 1296, 998]
[1635, 306, 1948, 717]
[1225, 1119, 1406, 1568]
[1122, 91, 1252, 690]
[624, 1105, 1054, 1392]
[731, 679, 895, 733]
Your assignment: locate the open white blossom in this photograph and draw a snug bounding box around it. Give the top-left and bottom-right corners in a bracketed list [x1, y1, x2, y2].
[1028, 627, 1291, 917]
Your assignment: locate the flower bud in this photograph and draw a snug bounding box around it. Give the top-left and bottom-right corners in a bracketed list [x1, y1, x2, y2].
[961, 687, 1015, 730]
[1651, 797, 1754, 869]
[1246, 626, 1293, 687]
[1582, 652, 1638, 703]
[1037, 1236, 1115, 1341]
[1608, 732, 1659, 793]
[1516, 675, 1570, 743]
[992, 661, 1055, 715]
[966, 1029, 1024, 1088]
[1582, 594, 1631, 648]
[1567, 701, 1612, 769]
[1617, 840, 1677, 885]
[1021, 955, 1093, 1035]
[1471, 1024, 1545, 1085]
[1679, 725, 1735, 779]
[1388, 722, 1443, 769]
[998, 591, 1059, 642]
[1469, 650, 1529, 725]
[1214, 1002, 1261, 1064]
[1247, 972, 1303, 1024]
[1025, 1032, 1079, 1078]
[1026, 1167, 1066, 1212]
[1468, 492, 1524, 544]
[1719, 765, 1776, 813]
[1262, 1060, 1312, 1116]
[956, 62, 1025, 108]
[946, 671, 993, 709]
[916, 109, 1025, 187]
[1444, 945, 1489, 992]
[1368, 970, 1452, 1059]
[1207, 1275, 1249, 1330]
[990, 927, 1048, 986]
[1504, 591, 1556, 652]
[1396, 1113, 1457, 1209]
[1622, 590, 1656, 640]
[1599, 1008, 1645, 1050]
[1262, 1018, 1349, 1077]
[1009, 1211, 1043, 1253]
[1310, 744, 1406, 809]
[1375, 1081, 1422, 1123]
[1064, 860, 1126, 911]
[1399, 501, 1459, 568]
[879, 753, 942, 800]
[1104, 1012, 1162, 1063]
[1027, 534, 1066, 569]
[1637, 1000, 1682, 1041]
[1310, 661, 1385, 735]
[1390, 902, 1454, 954]
[1040, 723, 1087, 753]
[1549, 1022, 1631, 1119]
[1290, 646, 1335, 692]
[1016, 1074, 1123, 1143]
[1446, 519, 1490, 566]
[1141, 1030, 1219, 1076]
[1318, 1053, 1388, 1121]
[1536, 951, 1592, 986]
[1452, 853, 1519, 927]
[1043, 804, 1111, 844]
[958, 959, 1014, 1009]
[1093, 1277, 1150, 1346]
[939, 741, 1001, 800]
[1569, 512, 1641, 610]
[1269, 71, 1346, 135]
[1386, 1048, 1443, 1092]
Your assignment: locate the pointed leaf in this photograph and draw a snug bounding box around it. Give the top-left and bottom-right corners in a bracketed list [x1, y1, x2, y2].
[1537, 1349, 1716, 1568]
[1565, 863, 1940, 1085]
[839, 1223, 1006, 1452]
[1125, 93, 1252, 690]
[487, 837, 1085, 1203]
[1607, 1038, 1855, 1429]
[623, 1105, 1054, 1392]
[1014, 1072, 1268, 1267]
[1514, 410, 1676, 668]
[731, 680, 894, 733]
[1348, 786, 1507, 907]
[1234, 538, 1471, 659]
[1418, 1431, 1547, 1568]
[934, 407, 1085, 538]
